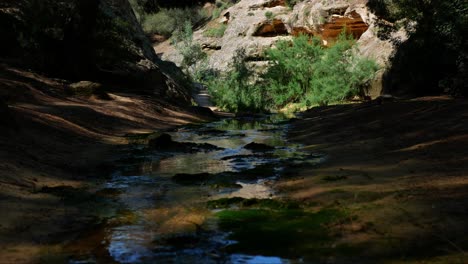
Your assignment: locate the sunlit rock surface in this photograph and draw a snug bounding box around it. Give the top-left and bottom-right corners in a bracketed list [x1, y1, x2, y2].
[157, 0, 407, 98]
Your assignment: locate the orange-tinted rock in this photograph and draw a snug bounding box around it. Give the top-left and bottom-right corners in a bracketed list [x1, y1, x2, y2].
[320, 11, 369, 42]
[263, 0, 286, 8]
[292, 11, 369, 45]
[291, 26, 314, 37]
[253, 19, 288, 37]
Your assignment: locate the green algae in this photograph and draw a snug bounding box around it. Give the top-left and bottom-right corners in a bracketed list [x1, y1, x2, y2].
[215, 208, 347, 259]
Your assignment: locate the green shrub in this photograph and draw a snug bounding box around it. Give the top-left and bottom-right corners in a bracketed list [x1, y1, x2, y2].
[285, 0, 300, 8]
[203, 23, 227, 38]
[212, 0, 230, 19]
[142, 11, 175, 36]
[174, 21, 207, 75]
[263, 33, 378, 107]
[265, 11, 274, 21]
[142, 7, 208, 37]
[207, 49, 266, 112]
[206, 33, 378, 113]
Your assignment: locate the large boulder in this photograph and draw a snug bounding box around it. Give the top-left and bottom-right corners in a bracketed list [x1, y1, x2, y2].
[0, 0, 191, 103]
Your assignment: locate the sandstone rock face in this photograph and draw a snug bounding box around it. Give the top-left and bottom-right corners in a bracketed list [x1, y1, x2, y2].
[0, 0, 190, 103]
[158, 0, 407, 98]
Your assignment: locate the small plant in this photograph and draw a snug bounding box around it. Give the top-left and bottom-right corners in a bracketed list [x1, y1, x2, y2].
[265, 11, 274, 21]
[248, 12, 255, 16]
[141, 8, 208, 37]
[212, 0, 229, 19]
[173, 21, 207, 75]
[206, 48, 266, 112]
[285, 0, 300, 8]
[318, 15, 326, 24]
[207, 32, 378, 113]
[203, 23, 227, 38]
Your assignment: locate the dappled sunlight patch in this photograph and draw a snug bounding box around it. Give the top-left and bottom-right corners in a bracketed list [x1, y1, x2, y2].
[142, 207, 209, 236]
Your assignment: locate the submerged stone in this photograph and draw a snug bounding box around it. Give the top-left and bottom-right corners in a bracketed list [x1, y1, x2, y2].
[172, 173, 213, 184]
[244, 142, 275, 152]
[148, 133, 223, 152]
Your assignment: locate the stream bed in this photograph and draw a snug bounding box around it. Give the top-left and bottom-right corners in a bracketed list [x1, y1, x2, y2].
[64, 115, 330, 264]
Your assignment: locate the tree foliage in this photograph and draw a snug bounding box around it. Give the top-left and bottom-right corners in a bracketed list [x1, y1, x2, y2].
[173, 21, 207, 75]
[264, 34, 378, 107]
[368, 0, 468, 96]
[206, 34, 378, 112]
[207, 48, 265, 112]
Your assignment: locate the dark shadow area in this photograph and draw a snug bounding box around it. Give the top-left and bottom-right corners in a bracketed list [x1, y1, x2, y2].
[367, 0, 468, 97]
[287, 98, 468, 261]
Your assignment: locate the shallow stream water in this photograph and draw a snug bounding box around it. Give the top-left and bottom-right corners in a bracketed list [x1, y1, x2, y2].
[67, 115, 324, 264]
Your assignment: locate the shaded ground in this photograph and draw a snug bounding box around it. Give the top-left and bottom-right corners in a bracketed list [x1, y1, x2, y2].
[0, 63, 212, 263]
[281, 97, 468, 263]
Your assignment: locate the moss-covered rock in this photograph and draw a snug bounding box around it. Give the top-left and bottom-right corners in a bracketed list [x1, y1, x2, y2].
[216, 208, 348, 259]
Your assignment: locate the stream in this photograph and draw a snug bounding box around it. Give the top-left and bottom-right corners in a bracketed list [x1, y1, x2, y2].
[66, 115, 326, 264]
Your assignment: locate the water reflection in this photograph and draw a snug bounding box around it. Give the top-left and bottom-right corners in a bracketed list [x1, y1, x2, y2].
[69, 116, 316, 263]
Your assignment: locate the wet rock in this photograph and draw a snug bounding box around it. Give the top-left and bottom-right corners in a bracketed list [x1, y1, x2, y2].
[95, 188, 123, 198]
[190, 106, 216, 118]
[210, 182, 243, 190]
[199, 129, 226, 136]
[218, 164, 277, 181]
[148, 133, 223, 152]
[172, 173, 213, 184]
[159, 234, 201, 249]
[244, 142, 275, 152]
[220, 154, 274, 161]
[148, 133, 177, 150]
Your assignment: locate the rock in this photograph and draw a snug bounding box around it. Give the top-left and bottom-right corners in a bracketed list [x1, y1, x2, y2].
[148, 133, 223, 152]
[0, 0, 190, 103]
[244, 142, 275, 152]
[156, 0, 408, 99]
[172, 173, 213, 184]
[148, 133, 178, 150]
[253, 19, 289, 37]
[67, 81, 102, 97]
[190, 106, 217, 118]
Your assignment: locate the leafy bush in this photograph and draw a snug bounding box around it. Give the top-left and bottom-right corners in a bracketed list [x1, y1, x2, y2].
[212, 0, 231, 19]
[285, 0, 301, 8]
[142, 7, 208, 37]
[265, 11, 274, 21]
[206, 33, 378, 112]
[207, 49, 266, 112]
[128, 0, 145, 23]
[173, 21, 207, 74]
[203, 24, 227, 38]
[264, 33, 378, 107]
